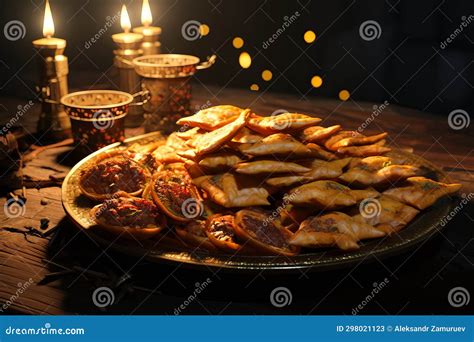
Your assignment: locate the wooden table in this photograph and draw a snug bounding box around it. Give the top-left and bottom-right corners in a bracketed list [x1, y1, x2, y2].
[0, 86, 472, 315]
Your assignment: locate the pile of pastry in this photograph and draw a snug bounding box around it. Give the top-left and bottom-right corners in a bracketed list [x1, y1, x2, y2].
[80, 105, 461, 255]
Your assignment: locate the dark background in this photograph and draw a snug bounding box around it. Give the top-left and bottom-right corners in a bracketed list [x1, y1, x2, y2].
[0, 0, 473, 117]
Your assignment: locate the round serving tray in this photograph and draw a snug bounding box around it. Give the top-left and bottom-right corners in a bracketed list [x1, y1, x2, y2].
[61, 132, 458, 272]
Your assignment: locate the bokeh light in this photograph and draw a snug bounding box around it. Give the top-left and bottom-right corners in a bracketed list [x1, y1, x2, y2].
[250, 84, 259, 91]
[311, 76, 323, 88]
[199, 24, 210, 36]
[239, 52, 252, 69]
[339, 90, 350, 101]
[262, 70, 273, 81]
[233, 37, 244, 49]
[304, 30, 316, 43]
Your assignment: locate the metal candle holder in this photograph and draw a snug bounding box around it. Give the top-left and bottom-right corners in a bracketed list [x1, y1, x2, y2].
[132, 26, 161, 56]
[32, 37, 71, 141]
[131, 54, 216, 134]
[111, 32, 144, 127]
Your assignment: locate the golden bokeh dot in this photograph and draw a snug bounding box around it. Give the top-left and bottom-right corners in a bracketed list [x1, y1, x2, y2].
[311, 75, 323, 88]
[339, 90, 350, 101]
[262, 70, 273, 81]
[233, 37, 244, 49]
[250, 84, 259, 91]
[239, 52, 252, 69]
[199, 24, 210, 36]
[304, 30, 316, 43]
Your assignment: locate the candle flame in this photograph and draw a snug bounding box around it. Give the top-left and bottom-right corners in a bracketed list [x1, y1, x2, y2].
[141, 0, 153, 27]
[43, 0, 55, 38]
[120, 5, 131, 33]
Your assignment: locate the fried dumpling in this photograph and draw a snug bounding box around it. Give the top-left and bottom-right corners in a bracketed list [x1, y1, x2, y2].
[324, 131, 388, 151]
[240, 133, 312, 157]
[353, 195, 420, 234]
[205, 214, 242, 252]
[247, 113, 321, 135]
[265, 158, 351, 187]
[153, 145, 186, 163]
[198, 151, 243, 171]
[286, 180, 379, 209]
[306, 143, 337, 160]
[235, 160, 310, 175]
[193, 173, 270, 208]
[383, 177, 462, 210]
[166, 132, 189, 150]
[299, 125, 342, 143]
[231, 127, 264, 144]
[289, 212, 385, 250]
[192, 109, 251, 157]
[176, 105, 244, 130]
[336, 142, 391, 157]
[339, 156, 420, 186]
[175, 127, 205, 140]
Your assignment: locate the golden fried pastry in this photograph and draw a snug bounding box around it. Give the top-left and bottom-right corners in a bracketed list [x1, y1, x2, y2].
[165, 132, 189, 150]
[337, 142, 391, 157]
[299, 125, 342, 143]
[153, 145, 187, 163]
[192, 109, 251, 157]
[205, 214, 243, 252]
[231, 127, 264, 144]
[325, 131, 388, 151]
[265, 158, 351, 187]
[353, 195, 420, 234]
[151, 169, 203, 222]
[339, 156, 419, 186]
[175, 127, 204, 140]
[383, 177, 462, 210]
[234, 209, 300, 256]
[176, 220, 217, 251]
[247, 113, 321, 135]
[235, 160, 310, 175]
[289, 212, 385, 250]
[286, 180, 379, 209]
[306, 143, 337, 160]
[176, 105, 244, 130]
[193, 173, 270, 208]
[198, 151, 243, 171]
[240, 133, 312, 157]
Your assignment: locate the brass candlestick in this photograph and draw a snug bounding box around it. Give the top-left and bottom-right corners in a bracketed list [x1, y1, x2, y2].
[112, 5, 144, 127]
[133, 0, 161, 55]
[33, 0, 70, 140]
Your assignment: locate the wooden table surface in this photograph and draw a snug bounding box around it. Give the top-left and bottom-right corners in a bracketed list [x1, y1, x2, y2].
[0, 86, 472, 315]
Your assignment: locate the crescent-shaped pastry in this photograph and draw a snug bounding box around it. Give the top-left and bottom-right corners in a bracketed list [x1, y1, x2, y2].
[240, 133, 312, 157]
[324, 131, 388, 151]
[176, 105, 245, 130]
[383, 177, 462, 210]
[289, 212, 385, 250]
[235, 160, 311, 175]
[247, 113, 321, 135]
[299, 125, 342, 143]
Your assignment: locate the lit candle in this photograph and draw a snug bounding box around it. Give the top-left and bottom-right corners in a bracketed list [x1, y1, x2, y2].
[133, 0, 162, 55]
[32, 0, 70, 140]
[111, 5, 143, 47]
